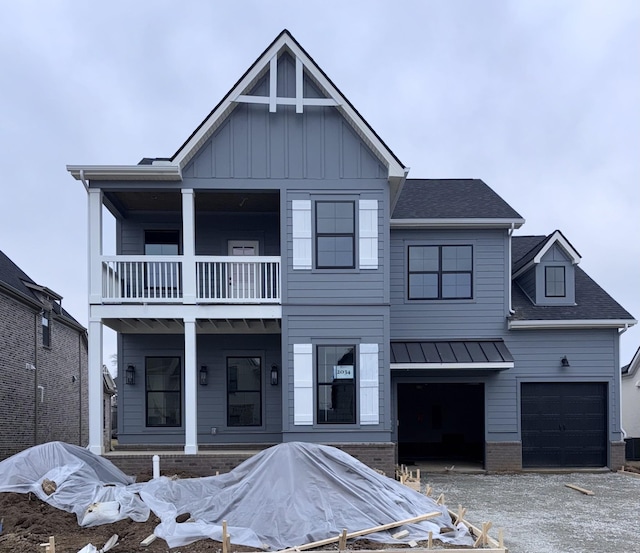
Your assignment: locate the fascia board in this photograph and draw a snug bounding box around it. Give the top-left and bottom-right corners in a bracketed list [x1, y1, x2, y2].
[508, 319, 638, 330]
[391, 362, 514, 370]
[67, 165, 182, 181]
[533, 230, 581, 264]
[391, 218, 526, 229]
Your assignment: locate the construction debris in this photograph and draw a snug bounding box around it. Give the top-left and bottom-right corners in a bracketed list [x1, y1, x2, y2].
[565, 483, 595, 496]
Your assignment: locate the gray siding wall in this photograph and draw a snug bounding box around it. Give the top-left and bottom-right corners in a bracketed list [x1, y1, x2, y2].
[390, 228, 508, 338]
[118, 333, 281, 445]
[515, 267, 535, 302]
[282, 306, 391, 442]
[497, 328, 620, 441]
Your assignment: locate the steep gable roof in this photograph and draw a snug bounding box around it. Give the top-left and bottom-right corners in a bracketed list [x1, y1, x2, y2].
[0, 250, 84, 331]
[69, 30, 408, 199]
[391, 179, 524, 228]
[512, 229, 581, 277]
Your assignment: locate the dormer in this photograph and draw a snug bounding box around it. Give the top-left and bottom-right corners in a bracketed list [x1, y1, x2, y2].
[513, 230, 581, 306]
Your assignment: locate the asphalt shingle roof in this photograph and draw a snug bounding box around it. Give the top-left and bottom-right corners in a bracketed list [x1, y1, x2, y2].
[0, 249, 83, 328]
[392, 179, 523, 220]
[510, 236, 635, 322]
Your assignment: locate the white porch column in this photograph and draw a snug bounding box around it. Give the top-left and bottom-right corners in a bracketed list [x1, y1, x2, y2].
[88, 189, 103, 304]
[184, 317, 198, 454]
[182, 189, 196, 304]
[88, 319, 104, 455]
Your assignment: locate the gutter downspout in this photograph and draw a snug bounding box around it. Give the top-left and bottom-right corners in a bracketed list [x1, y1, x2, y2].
[619, 323, 630, 440]
[34, 312, 39, 446]
[79, 169, 89, 192]
[508, 223, 515, 315]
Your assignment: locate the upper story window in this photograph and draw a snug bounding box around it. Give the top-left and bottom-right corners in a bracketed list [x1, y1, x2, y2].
[408, 245, 473, 300]
[315, 201, 355, 269]
[545, 266, 566, 297]
[146, 357, 181, 427]
[42, 312, 51, 348]
[144, 230, 180, 255]
[317, 345, 356, 424]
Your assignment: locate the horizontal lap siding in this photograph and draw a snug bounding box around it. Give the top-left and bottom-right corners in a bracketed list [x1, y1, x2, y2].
[283, 309, 389, 440]
[390, 229, 508, 338]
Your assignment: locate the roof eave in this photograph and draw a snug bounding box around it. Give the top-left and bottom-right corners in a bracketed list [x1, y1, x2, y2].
[509, 319, 637, 330]
[66, 164, 183, 182]
[391, 218, 526, 229]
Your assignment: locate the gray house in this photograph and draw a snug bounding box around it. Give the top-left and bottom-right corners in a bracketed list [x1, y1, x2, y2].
[0, 249, 89, 459]
[67, 30, 635, 473]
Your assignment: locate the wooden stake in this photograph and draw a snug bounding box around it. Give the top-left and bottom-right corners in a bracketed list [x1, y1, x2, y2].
[278, 511, 441, 552]
[427, 530, 433, 548]
[39, 537, 55, 553]
[452, 504, 467, 525]
[436, 493, 445, 505]
[498, 528, 504, 547]
[222, 520, 230, 553]
[565, 483, 594, 496]
[424, 485, 433, 497]
[473, 521, 492, 547]
[140, 534, 157, 546]
[338, 528, 347, 551]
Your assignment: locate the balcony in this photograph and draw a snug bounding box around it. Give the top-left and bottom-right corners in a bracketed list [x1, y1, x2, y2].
[101, 256, 281, 304]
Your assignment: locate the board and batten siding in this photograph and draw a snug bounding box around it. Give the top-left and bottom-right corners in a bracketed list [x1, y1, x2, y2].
[390, 229, 509, 339]
[118, 333, 282, 445]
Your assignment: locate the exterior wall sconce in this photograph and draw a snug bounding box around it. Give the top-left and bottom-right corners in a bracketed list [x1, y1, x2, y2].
[270, 364, 279, 386]
[561, 356, 570, 368]
[199, 365, 208, 386]
[125, 364, 136, 385]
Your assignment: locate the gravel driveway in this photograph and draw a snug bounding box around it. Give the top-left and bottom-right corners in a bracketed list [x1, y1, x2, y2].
[423, 471, 640, 553]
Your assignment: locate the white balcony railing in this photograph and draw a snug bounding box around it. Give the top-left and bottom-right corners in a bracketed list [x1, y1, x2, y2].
[101, 255, 280, 304]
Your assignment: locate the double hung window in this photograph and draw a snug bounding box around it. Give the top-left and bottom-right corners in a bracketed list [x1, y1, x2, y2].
[315, 201, 355, 269]
[408, 245, 473, 299]
[545, 266, 566, 297]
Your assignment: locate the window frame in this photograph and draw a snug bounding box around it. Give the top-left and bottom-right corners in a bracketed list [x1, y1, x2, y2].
[42, 311, 51, 348]
[145, 357, 182, 428]
[316, 344, 356, 425]
[545, 265, 566, 298]
[407, 244, 473, 300]
[226, 356, 262, 427]
[314, 200, 356, 270]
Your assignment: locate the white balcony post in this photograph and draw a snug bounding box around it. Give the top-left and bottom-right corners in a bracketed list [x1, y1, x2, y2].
[88, 189, 103, 304]
[87, 320, 104, 455]
[184, 317, 198, 454]
[182, 189, 196, 304]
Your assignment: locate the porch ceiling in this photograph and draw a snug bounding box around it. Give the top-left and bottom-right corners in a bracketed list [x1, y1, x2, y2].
[103, 317, 282, 334]
[103, 190, 280, 215]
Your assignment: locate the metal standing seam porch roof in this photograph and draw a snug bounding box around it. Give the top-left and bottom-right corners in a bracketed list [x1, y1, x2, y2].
[390, 340, 514, 370]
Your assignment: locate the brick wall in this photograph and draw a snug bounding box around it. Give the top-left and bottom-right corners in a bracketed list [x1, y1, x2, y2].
[485, 441, 522, 472]
[0, 295, 38, 459]
[0, 292, 88, 460]
[108, 442, 397, 479]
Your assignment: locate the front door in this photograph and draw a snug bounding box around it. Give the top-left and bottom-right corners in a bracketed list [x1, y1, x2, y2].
[228, 240, 259, 299]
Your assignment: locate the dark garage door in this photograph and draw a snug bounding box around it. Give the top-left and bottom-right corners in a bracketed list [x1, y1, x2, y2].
[521, 382, 607, 468]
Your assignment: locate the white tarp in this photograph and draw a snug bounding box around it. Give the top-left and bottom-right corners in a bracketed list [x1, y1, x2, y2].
[0, 441, 473, 549]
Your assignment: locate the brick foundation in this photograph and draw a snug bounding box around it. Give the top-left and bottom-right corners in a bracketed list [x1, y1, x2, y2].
[485, 441, 522, 472]
[107, 442, 397, 479]
[610, 441, 625, 470]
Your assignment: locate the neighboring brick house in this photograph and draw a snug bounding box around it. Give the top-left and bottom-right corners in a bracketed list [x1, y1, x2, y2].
[0, 249, 89, 459]
[67, 30, 635, 474]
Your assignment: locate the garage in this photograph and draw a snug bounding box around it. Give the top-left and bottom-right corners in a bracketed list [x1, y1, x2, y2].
[521, 382, 607, 468]
[397, 383, 484, 464]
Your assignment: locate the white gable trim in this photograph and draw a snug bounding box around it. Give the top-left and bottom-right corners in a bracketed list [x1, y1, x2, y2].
[171, 31, 406, 182]
[533, 231, 581, 264]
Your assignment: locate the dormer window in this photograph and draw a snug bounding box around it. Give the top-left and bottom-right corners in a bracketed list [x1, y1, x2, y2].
[545, 266, 566, 298]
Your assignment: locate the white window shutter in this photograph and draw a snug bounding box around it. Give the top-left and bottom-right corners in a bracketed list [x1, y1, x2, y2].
[293, 343, 313, 425]
[359, 200, 378, 269]
[292, 200, 312, 270]
[359, 343, 379, 425]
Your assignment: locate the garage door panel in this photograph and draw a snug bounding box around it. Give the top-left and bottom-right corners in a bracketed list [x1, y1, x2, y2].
[521, 382, 607, 468]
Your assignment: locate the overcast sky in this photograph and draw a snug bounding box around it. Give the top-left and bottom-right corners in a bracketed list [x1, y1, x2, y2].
[1, 1, 638, 366]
